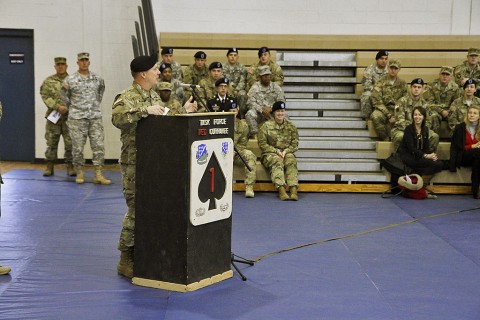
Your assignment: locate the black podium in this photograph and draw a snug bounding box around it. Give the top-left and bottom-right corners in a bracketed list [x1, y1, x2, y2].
[132, 112, 235, 292]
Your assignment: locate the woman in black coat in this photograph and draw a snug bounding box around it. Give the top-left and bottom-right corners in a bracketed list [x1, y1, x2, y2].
[450, 105, 480, 198]
[398, 106, 443, 197]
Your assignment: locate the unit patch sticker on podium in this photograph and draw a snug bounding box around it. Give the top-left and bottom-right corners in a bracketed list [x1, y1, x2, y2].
[190, 138, 234, 226]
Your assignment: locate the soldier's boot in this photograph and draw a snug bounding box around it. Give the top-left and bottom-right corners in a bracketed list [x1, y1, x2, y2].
[0, 265, 11, 275]
[93, 166, 111, 185]
[245, 185, 255, 198]
[117, 248, 134, 278]
[75, 166, 85, 184]
[66, 163, 76, 177]
[43, 162, 54, 176]
[289, 186, 299, 201]
[422, 175, 437, 199]
[278, 186, 289, 201]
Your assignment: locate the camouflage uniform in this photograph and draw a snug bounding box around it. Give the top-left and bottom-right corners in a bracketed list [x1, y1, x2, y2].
[61, 71, 106, 166]
[224, 61, 248, 117]
[371, 76, 408, 140]
[40, 72, 73, 164]
[391, 95, 439, 151]
[198, 77, 235, 103]
[360, 64, 388, 119]
[183, 64, 208, 102]
[245, 82, 285, 135]
[258, 118, 299, 188]
[112, 82, 187, 251]
[162, 96, 184, 115]
[454, 60, 480, 96]
[160, 60, 183, 82]
[448, 95, 480, 131]
[233, 119, 257, 185]
[424, 78, 462, 134]
[247, 60, 284, 92]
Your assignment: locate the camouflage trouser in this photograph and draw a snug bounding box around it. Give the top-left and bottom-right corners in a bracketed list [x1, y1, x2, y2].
[360, 94, 373, 119]
[118, 164, 136, 251]
[261, 153, 298, 188]
[371, 109, 393, 140]
[391, 129, 440, 152]
[245, 109, 267, 135]
[236, 95, 248, 119]
[66, 118, 105, 166]
[430, 111, 452, 137]
[234, 149, 257, 185]
[44, 119, 72, 163]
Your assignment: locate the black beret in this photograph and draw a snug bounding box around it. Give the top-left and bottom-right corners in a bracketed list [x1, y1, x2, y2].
[209, 62, 222, 70]
[130, 56, 158, 72]
[271, 101, 286, 113]
[464, 78, 477, 89]
[258, 47, 270, 57]
[215, 77, 230, 86]
[159, 63, 172, 73]
[375, 50, 389, 60]
[410, 78, 425, 85]
[161, 47, 173, 55]
[226, 48, 238, 55]
[194, 51, 207, 59]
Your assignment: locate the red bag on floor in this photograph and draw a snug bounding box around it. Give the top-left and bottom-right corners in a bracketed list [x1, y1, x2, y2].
[397, 174, 427, 200]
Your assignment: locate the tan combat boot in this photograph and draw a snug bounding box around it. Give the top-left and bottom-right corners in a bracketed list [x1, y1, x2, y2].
[290, 186, 299, 201]
[93, 166, 111, 185]
[278, 186, 289, 201]
[245, 185, 254, 198]
[0, 265, 11, 275]
[66, 163, 76, 177]
[117, 248, 134, 278]
[75, 166, 85, 184]
[43, 162, 54, 176]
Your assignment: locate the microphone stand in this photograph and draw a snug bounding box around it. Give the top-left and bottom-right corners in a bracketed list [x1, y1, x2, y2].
[189, 85, 255, 281]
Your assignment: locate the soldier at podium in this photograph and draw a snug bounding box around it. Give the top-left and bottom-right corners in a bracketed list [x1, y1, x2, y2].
[112, 55, 197, 278]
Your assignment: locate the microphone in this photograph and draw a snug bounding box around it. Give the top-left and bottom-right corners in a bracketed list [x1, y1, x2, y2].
[180, 83, 203, 89]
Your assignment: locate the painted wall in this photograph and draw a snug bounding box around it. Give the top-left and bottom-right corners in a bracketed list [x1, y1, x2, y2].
[0, 0, 478, 161]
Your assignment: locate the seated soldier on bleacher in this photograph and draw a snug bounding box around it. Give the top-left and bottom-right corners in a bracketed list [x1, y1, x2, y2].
[453, 48, 480, 98]
[371, 59, 408, 141]
[246, 47, 284, 92]
[245, 65, 285, 138]
[448, 79, 480, 132]
[223, 48, 248, 118]
[450, 105, 480, 198]
[360, 50, 389, 120]
[159, 47, 183, 82]
[183, 51, 208, 102]
[258, 101, 299, 201]
[159, 63, 184, 103]
[391, 78, 439, 152]
[199, 62, 234, 103]
[424, 66, 462, 136]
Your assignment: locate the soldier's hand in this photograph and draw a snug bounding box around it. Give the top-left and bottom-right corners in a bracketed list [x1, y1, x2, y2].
[58, 105, 68, 115]
[147, 105, 165, 115]
[441, 110, 449, 118]
[388, 116, 396, 124]
[184, 96, 198, 113]
[262, 106, 272, 119]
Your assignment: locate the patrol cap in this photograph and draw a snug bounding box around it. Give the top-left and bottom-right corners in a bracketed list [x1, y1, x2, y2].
[209, 62, 222, 70]
[157, 82, 172, 91]
[463, 78, 477, 89]
[226, 48, 238, 55]
[130, 55, 157, 72]
[375, 50, 388, 60]
[159, 63, 172, 73]
[194, 51, 207, 59]
[258, 65, 272, 76]
[77, 52, 89, 60]
[388, 59, 401, 68]
[54, 57, 66, 64]
[271, 101, 286, 113]
[467, 48, 480, 56]
[215, 77, 230, 86]
[258, 46, 270, 57]
[410, 78, 425, 85]
[440, 66, 453, 75]
[161, 47, 173, 55]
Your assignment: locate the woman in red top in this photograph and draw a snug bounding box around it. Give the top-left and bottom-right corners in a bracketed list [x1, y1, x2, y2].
[450, 105, 480, 198]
